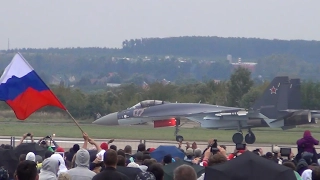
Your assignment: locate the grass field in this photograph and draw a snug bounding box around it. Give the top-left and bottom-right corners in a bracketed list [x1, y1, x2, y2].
[0, 122, 320, 144]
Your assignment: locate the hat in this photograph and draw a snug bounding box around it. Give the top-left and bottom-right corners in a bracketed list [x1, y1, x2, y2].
[273, 145, 280, 153]
[135, 171, 156, 180]
[100, 142, 108, 150]
[26, 152, 36, 162]
[45, 151, 54, 159]
[56, 147, 65, 152]
[185, 149, 194, 156]
[148, 148, 155, 153]
[35, 155, 43, 163]
[72, 144, 80, 152]
[127, 162, 140, 168]
[266, 152, 273, 158]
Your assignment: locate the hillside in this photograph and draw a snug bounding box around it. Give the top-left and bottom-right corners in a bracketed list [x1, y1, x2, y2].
[0, 36, 319, 90]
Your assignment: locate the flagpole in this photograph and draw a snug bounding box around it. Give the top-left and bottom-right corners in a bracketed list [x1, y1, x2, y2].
[66, 110, 84, 133]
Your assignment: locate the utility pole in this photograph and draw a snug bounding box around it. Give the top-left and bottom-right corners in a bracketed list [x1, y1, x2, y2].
[7, 38, 9, 50]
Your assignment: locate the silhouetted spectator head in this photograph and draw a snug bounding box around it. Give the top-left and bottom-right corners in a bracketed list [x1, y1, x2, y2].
[117, 155, 125, 166]
[110, 145, 117, 151]
[265, 152, 273, 159]
[117, 149, 125, 157]
[138, 143, 146, 152]
[163, 154, 172, 165]
[283, 161, 296, 170]
[15, 160, 38, 180]
[142, 159, 154, 168]
[72, 144, 80, 153]
[143, 153, 151, 160]
[35, 155, 43, 164]
[312, 166, 320, 180]
[194, 148, 202, 158]
[174, 164, 197, 180]
[185, 149, 194, 159]
[104, 149, 117, 167]
[45, 151, 54, 159]
[19, 154, 26, 162]
[147, 163, 164, 180]
[208, 153, 227, 166]
[124, 145, 132, 154]
[136, 152, 144, 162]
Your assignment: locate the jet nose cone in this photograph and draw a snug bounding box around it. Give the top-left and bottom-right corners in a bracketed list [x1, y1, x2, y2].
[93, 112, 119, 125]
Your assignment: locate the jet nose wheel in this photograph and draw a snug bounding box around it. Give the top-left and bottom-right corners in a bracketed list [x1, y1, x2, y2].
[245, 133, 256, 144]
[176, 135, 184, 142]
[232, 132, 243, 144]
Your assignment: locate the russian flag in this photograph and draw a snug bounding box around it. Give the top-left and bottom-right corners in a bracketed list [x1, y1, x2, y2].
[0, 53, 66, 120]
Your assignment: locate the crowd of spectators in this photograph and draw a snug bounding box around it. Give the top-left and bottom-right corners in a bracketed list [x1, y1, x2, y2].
[0, 130, 320, 180]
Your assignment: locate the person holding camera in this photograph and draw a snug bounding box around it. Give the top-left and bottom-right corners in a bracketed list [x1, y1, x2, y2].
[17, 133, 34, 146]
[37, 135, 59, 152]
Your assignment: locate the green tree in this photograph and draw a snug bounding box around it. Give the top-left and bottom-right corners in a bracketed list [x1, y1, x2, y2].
[228, 67, 254, 107]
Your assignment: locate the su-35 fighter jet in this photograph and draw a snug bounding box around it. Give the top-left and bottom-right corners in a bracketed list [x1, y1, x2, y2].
[93, 76, 319, 144]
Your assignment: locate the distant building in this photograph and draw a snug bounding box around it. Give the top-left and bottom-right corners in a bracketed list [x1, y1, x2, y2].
[107, 83, 121, 87]
[231, 58, 257, 72]
[227, 54, 232, 63]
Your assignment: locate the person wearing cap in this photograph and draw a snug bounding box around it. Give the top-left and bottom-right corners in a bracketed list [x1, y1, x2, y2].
[184, 149, 194, 163]
[38, 136, 55, 152]
[36, 155, 43, 173]
[26, 152, 36, 162]
[272, 145, 283, 164]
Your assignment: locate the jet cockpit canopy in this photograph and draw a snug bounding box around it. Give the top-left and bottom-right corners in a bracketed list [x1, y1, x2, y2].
[129, 100, 169, 109]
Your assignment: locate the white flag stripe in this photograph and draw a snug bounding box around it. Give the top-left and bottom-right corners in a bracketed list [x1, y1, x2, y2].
[0, 53, 34, 84]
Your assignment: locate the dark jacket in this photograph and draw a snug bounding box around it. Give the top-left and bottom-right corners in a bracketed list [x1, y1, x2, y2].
[93, 167, 129, 180]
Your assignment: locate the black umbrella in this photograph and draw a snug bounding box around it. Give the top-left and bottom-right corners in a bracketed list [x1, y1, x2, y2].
[205, 151, 296, 180]
[0, 149, 18, 179]
[14, 143, 47, 158]
[162, 160, 205, 180]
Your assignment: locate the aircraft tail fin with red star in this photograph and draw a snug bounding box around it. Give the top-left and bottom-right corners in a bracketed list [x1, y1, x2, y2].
[251, 76, 290, 119]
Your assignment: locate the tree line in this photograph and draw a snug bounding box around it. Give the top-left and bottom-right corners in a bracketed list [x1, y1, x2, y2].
[122, 37, 320, 63]
[1, 36, 320, 86]
[1, 68, 319, 120]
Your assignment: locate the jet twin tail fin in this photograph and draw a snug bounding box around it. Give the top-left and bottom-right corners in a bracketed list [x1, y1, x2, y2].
[251, 76, 290, 119]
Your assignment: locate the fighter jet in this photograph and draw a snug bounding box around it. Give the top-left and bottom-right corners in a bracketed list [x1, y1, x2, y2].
[93, 76, 318, 144]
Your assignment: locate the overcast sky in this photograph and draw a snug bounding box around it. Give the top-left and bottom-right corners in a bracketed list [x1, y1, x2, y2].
[0, 0, 319, 50]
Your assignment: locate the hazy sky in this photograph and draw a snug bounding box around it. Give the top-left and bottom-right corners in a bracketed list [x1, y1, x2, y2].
[0, 0, 319, 50]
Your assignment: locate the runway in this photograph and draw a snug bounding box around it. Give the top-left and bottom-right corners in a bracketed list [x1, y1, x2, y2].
[1, 136, 316, 155]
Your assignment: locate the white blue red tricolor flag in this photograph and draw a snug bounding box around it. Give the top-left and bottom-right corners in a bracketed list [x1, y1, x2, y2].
[0, 53, 66, 120]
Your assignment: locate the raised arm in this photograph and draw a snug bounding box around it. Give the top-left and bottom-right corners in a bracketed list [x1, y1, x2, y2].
[82, 132, 89, 149]
[17, 133, 28, 146]
[88, 138, 101, 152]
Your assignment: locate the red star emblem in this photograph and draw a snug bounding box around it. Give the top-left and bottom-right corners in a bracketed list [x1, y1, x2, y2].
[270, 86, 277, 94]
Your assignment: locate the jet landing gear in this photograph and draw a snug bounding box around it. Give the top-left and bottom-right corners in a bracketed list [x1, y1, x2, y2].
[174, 118, 184, 142]
[245, 129, 256, 144]
[232, 129, 256, 144]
